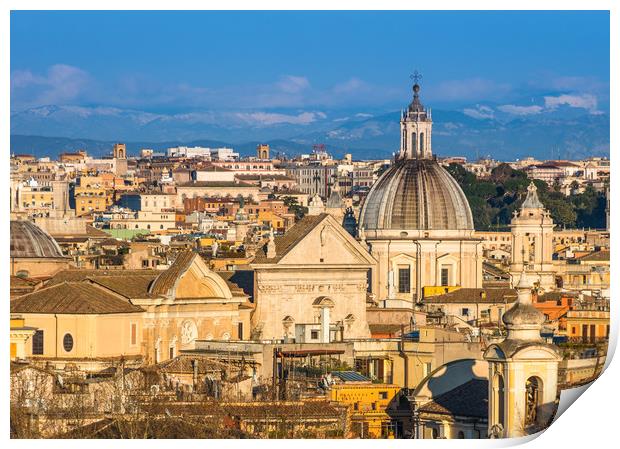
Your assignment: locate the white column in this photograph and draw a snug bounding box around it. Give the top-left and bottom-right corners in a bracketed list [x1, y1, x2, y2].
[388, 269, 395, 299]
[320, 307, 330, 343]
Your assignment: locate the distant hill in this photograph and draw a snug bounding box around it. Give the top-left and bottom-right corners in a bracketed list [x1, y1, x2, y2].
[10, 102, 610, 160]
[9, 134, 315, 159]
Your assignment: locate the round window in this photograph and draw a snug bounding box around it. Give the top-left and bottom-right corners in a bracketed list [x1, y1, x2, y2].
[63, 333, 74, 352]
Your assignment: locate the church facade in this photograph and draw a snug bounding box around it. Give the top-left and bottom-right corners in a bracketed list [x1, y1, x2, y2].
[251, 213, 375, 342]
[358, 81, 483, 307]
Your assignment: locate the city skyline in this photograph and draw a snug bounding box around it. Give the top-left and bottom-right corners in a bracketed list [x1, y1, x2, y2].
[8, 8, 612, 440]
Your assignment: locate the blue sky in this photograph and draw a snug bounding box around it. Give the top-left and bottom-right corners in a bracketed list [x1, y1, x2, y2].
[11, 10, 610, 114]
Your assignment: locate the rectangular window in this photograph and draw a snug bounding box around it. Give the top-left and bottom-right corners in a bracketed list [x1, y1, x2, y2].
[441, 267, 450, 286]
[398, 267, 410, 293]
[311, 330, 319, 340]
[32, 330, 44, 355]
[379, 391, 388, 400]
[582, 324, 588, 343]
[130, 323, 137, 345]
[424, 362, 432, 377]
[169, 346, 174, 359]
[238, 322, 244, 340]
[461, 308, 469, 316]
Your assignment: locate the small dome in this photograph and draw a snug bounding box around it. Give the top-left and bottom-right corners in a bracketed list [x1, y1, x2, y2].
[10, 220, 64, 259]
[502, 303, 545, 328]
[359, 159, 474, 231]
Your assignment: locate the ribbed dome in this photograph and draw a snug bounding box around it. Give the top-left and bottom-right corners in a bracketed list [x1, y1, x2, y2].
[10, 220, 64, 259]
[359, 159, 474, 231]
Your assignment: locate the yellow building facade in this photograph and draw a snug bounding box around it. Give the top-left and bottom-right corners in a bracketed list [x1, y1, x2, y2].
[74, 185, 109, 216]
[330, 383, 400, 438]
[566, 309, 610, 343]
[10, 251, 253, 371]
[10, 318, 37, 361]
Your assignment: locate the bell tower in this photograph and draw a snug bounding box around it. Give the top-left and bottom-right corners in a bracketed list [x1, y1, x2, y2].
[509, 182, 555, 290]
[113, 143, 128, 176]
[400, 71, 432, 159]
[257, 144, 270, 160]
[484, 272, 562, 438]
[113, 143, 126, 159]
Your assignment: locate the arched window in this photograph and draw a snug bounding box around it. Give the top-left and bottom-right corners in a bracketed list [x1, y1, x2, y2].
[411, 132, 417, 153]
[420, 132, 425, 153]
[525, 376, 543, 427]
[457, 431, 465, 439]
[494, 373, 505, 428]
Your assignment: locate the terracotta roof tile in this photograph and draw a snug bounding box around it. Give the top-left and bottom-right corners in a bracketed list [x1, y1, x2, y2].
[90, 275, 158, 298]
[86, 226, 110, 238]
[10, 282, 144, 314]
[253, 214, 329, 264]
[578, 250, 610, 262]
[48, 269, 159, 298]
[148, 251, 196, 296]
[419, 379, 488, 418]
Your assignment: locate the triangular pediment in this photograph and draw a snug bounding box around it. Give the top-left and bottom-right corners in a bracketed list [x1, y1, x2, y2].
[277, 215, 376, 266]
[152, 251, 234, 300]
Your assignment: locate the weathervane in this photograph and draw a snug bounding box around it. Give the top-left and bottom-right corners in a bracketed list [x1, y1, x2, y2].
[410, 70, 423, 84]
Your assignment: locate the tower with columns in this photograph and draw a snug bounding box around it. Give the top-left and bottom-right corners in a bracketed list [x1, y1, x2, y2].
[400, 72, 433, 159]
[509, 182, 555, 291]
[484, 271, 562, 438]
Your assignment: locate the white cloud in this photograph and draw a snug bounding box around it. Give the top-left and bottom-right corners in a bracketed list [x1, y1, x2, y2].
[234, 111, 324, 126]
[355, 113, 373, 118]
[544, 94, 599, 113]
[463, 104, 494, 120]
[432, 78, 512, 102]
[497, 104, 544, 116]
[11, 64, 91, 107]
[276, 75, 310, 94]
[332, 78, 367, 94]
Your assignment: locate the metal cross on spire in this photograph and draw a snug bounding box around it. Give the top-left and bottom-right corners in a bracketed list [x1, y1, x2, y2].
[410, 70, 423, 84]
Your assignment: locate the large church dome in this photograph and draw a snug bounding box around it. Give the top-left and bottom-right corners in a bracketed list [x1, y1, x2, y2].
[10, 220, 64, 259]
[359, 78, 474, 233]
[359, 158, 474, 231]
